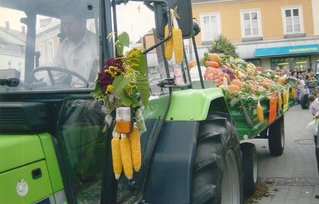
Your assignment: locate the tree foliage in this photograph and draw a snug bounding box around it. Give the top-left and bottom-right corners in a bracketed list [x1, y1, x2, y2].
[209, 35, 238, 57]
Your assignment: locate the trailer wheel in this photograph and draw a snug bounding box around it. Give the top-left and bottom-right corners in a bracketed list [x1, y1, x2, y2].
[191, 114, 243, 204]
[268, 116, 285, 156]
[300, 94, 309, 109]
[240, 143, 258, 197]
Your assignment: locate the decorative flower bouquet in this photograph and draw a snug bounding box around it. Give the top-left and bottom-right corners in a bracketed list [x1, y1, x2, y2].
[91, 32, 149, 180]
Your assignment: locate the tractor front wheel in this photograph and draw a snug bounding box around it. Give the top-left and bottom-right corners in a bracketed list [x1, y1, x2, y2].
[191, 113, 243, 204]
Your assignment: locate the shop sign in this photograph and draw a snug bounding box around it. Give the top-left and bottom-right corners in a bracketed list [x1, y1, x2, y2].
[255, 44, 319, 57]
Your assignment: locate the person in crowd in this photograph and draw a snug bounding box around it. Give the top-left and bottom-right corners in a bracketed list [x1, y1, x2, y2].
[308, 89, 319, 199]
[53, 4, 98, 86]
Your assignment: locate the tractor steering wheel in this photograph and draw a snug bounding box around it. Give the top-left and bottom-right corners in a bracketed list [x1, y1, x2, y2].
[32, 66, 89, 88]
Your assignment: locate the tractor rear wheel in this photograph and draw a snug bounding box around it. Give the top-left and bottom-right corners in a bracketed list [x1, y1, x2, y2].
[268, 116, 285, 156]
[191, 113, 243, 204]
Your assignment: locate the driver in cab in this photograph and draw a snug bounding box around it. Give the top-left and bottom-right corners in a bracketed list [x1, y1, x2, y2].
[52, 6, 98, 87]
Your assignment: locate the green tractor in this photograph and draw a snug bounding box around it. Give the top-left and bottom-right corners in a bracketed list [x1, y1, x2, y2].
[0, 0, 289, 203]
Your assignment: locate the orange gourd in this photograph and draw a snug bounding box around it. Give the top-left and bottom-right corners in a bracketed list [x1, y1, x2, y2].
[227, 84, 241, 94]
[208, 53, 221, 65]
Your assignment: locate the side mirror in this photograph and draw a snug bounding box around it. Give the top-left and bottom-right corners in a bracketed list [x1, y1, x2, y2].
[153, 0, 193, 39]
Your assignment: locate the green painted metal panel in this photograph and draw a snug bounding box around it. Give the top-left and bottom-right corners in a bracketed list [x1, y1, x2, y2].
[142, 95, 170, 120]
[38, 133, 64, 193]
[165, 87, 224, 121]
[0, 160, 53, 203]
[228, 96, 285, 140]
[0, 135, 44, 173]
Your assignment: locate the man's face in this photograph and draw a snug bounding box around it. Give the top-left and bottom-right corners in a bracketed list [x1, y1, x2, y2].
[61, 14, 86, 42]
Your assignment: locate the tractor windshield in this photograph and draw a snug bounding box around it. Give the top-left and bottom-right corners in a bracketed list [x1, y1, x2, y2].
[0, 0, 100, 92]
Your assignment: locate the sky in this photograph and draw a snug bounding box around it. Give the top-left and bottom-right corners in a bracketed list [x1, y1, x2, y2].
[116, 2, 155, 42]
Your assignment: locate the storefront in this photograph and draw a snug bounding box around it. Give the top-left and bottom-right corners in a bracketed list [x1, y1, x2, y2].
[255, 44, 319, 71]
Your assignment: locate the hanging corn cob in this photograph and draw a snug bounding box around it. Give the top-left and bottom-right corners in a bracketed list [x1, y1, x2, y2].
[172, 27, 183, 64]
[111, 130, 122, 180]
[256, 100, 264, 122]
[171, 8, 183, 64]
[277, 92, 282, 111]
[164, 25, 173, 60]
[129, 124, 141, 172]
[120, 134, 133, 180]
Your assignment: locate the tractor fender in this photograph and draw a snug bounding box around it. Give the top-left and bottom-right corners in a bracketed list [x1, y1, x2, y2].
[143, 121, 199, 204]
[165, 87, 226, 121]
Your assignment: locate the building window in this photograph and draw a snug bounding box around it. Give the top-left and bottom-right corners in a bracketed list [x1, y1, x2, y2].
[47, 40, 54, 63]
[240, 9, 262, 38]
[200, 12, 221, 42]
[37, 44, 44, 65]
[282, 6, 304, 34]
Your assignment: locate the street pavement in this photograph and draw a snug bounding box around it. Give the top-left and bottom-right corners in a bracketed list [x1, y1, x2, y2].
[251, 104, 319, 204]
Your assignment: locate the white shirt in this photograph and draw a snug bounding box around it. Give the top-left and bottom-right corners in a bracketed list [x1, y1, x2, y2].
[310, 97, 319, 116]
[54, 30, 98, 81]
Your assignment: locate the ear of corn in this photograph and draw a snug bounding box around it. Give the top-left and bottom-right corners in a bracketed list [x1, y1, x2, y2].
[111, 136, 122, 180]
[283, 90, 288, 104]
[164, 25, 173, 60]
[173, 28, 183, 64]
[120, 134, 133, 180]
[129, 125, 141, 172]
[277, 92, 282, 110]
[256, 100, 264, 122]
[291, 88, 296, 99]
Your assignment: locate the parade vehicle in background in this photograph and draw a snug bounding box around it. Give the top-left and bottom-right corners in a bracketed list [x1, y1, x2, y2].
[0, 0, 296, 203]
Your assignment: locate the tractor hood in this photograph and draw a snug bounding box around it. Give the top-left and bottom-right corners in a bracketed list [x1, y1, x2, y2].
[0, 135, 44, 173]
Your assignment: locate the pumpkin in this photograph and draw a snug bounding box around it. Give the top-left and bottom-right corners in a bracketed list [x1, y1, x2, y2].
[231, 79, 243, 89]
[277, 77, 286, 85]
[208, 53, 221, 65]
[227, 84, 241, 94]
[188, 60, 196, 68]
[204, 60, 219, 68]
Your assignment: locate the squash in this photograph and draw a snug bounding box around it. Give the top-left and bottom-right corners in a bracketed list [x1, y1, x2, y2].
[208, 53, 221, 65]
[227, 84, 241, 94]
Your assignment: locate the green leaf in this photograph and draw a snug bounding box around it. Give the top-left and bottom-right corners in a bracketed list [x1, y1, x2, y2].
[91, 78, 105, 101]
[115, 41, 124, 56]
[118, 32, 130, 47]
[134, 52, 149, 107]
[119, 89, 133, 106]
[137, 76, 149, 107]
[112, 75, 132, 105]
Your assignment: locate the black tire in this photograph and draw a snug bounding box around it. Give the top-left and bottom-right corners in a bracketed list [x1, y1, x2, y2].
[240, 143, 258, 197]
[300, 94, 309, 109]
[268, 116, 285, 156]
[191, 113, 243, 204]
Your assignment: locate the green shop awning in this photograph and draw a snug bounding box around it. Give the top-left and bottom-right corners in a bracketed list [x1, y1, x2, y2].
[255, 44, 319, 57]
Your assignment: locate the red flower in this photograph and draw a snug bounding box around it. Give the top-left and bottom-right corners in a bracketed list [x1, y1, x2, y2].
[98, 57, 125, 92]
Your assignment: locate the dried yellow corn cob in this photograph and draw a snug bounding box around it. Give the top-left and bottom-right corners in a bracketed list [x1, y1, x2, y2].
[173, 27, 183, 64]
[129, 125, 141, 172]
[277, 92, 282, 110]
[120, 134, 133, 179]
[291, 88, 296, 99]
[111, 131, 122, 180]
[256, 100, 264, 122]
[283, 90, 288, 105]
[164, 25, 173, 60]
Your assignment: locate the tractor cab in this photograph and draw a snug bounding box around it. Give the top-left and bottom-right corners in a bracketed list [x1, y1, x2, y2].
[0, 0, 198, 203]
[0, 0, 102, 91]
